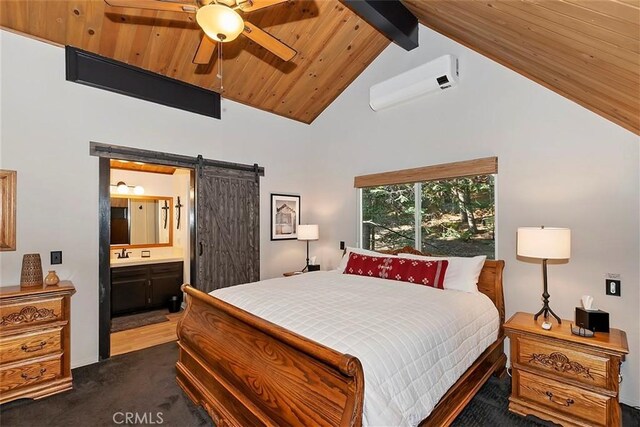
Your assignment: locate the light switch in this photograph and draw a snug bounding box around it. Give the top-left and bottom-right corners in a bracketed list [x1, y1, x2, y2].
[605, 279, 621, 296]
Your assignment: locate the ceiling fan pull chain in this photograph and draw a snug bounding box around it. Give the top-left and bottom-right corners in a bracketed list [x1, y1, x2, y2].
[217, 41, 223, 91]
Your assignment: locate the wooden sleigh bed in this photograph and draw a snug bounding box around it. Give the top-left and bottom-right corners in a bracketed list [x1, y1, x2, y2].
[176, 248, 506, 426]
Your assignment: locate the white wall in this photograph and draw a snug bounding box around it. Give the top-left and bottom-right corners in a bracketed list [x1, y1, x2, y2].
[1, 24, 638, 407]
[303, 25, 639, 405]
[0, 30, 315, 368]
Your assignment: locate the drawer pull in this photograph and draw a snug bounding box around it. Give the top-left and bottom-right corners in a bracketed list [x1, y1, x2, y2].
[545, 391, 574, 407]
[21, 368, 47, 381]
[21, 341, 47, 352]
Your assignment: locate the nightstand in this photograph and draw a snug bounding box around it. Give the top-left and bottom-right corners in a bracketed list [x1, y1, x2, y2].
[504, 312, 628, 426]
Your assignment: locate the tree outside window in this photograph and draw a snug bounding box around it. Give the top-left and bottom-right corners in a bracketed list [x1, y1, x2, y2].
[361, 175, 495, 258]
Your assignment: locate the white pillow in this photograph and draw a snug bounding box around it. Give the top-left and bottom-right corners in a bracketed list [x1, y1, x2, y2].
[398, 253, 486, 293]
[336, 247, 397, 273]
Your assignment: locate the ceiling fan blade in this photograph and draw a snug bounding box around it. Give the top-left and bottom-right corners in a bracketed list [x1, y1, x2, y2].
[243, 22, 296, 61]
[193, 35, 217, 64]
[239, 0, 288, 13]
[104, 0, 197, 13]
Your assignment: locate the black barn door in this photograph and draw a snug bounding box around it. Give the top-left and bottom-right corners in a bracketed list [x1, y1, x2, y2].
[195, 165, 260, 292]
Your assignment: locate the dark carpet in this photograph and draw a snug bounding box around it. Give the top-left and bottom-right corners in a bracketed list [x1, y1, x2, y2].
[110, 309, 170, 333]
[1, 342, 638, 426]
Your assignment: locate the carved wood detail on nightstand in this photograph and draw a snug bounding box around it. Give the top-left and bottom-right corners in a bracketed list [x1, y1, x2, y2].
[529, 352, 594, 380]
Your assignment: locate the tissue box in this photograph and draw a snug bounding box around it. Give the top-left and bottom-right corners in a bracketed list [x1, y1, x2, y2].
[307, 264, 320, 272]
[575, 307, 609, 333]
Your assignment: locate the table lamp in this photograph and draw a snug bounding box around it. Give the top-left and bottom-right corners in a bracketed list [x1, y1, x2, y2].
[298, 224, 319, 272]
[517, 226, 571, 325]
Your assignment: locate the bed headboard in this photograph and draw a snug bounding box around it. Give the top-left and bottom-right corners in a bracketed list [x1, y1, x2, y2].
[378, 246, 506, 326]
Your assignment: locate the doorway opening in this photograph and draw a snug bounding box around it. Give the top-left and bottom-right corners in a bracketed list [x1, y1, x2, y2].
[108, 161, 193, 356]
[96, 147, 196, 360]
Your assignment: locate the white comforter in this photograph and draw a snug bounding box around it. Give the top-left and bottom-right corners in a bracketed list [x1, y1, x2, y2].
[211, 271, 499, 427]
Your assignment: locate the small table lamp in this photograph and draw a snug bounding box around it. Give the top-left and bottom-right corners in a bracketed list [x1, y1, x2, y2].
[297, 224, 319, 272]
[517, 226, 571, 324]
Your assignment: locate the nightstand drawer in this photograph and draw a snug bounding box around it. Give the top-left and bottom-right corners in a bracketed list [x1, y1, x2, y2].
[516, 370, 610, 426]
[516, 336, 610, 389]
[0, 327, 63, 364]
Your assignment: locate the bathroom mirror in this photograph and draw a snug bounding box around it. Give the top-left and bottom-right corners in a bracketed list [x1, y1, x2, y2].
[110, 195, 173, 248]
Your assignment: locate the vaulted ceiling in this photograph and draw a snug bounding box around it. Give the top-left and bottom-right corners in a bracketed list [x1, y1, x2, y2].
[1, 1, 639, 134]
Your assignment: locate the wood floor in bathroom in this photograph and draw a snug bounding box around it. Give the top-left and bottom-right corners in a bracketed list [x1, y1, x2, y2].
[110, 311, 183, 356]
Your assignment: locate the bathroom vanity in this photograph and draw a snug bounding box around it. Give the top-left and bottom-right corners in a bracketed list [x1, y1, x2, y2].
[111, 259, 183, 316]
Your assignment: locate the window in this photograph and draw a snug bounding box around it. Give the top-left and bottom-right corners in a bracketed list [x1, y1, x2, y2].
[357, 158, 496, 259]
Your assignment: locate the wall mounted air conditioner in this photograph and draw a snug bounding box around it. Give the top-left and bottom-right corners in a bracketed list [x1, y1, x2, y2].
[369, 54, 459, 111]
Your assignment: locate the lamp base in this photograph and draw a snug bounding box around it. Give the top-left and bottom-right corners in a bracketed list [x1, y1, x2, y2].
[534, 259, 562, 325]
[534, 304, 562, 325]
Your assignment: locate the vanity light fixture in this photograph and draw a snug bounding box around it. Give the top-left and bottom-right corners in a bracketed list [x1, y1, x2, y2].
[116, 181, 129, 194]
[111, 181, 145, 195]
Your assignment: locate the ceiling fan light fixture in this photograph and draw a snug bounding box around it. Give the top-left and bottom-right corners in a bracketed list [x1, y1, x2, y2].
[197, 4, 244, 43]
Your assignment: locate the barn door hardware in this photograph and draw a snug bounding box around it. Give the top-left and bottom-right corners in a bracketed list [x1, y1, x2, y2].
[197, 154, 204, 178]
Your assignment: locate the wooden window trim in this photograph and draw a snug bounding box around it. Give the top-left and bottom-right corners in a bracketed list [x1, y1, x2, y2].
[0, 170, 17, 251]
[354, 157, 498, 188]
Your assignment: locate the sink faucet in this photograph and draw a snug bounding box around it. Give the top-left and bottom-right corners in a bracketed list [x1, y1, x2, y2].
[116, 248, 131, 259]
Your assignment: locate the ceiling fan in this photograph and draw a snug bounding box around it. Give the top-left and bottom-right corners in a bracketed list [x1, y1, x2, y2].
[104, 0, 297, 65]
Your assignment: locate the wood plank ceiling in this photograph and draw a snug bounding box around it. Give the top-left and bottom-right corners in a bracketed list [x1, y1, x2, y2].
[403, 0, 640, 135]
[110, 159, 177, 175]
[0, 0, 390, 124]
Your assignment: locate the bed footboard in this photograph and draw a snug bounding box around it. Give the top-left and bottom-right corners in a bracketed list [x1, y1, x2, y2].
[176, 285, 365, 427]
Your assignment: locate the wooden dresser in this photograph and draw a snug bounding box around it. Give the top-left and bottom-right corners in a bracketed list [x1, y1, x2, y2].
[505, 312, 628, 427]
[0, 282, 75, 404]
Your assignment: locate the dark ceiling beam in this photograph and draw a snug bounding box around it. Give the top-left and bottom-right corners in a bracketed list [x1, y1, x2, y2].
[341, 0, 418, 51]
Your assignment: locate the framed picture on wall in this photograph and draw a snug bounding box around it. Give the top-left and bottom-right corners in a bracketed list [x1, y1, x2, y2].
[271, 194, 300, 241]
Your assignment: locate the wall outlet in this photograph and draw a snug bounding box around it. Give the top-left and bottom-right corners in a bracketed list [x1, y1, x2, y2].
[339, 241, 345, 250]
[605, 279, 621, 296]
[51, 251, 62, 265]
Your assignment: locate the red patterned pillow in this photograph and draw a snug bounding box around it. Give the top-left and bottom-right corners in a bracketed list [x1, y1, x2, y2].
[387, 257, 449, 289]
[343, 252, 393, 277]
[344, 252, 448, 289]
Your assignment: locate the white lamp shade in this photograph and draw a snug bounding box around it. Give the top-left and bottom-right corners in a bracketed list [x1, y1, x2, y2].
[297, 224, 319, 241]
[196, 4, 244, 43]
[517, 227, 571, 259]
